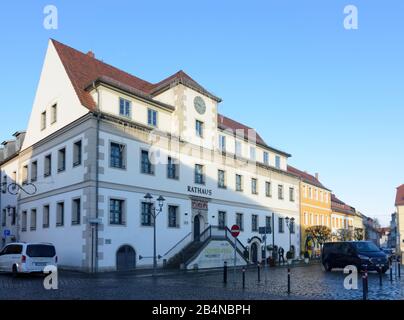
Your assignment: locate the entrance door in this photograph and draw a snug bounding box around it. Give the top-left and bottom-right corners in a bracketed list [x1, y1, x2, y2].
[194, 215, 201, 241]
[251, 242, 258, 264]
[116, 245, 136, 271]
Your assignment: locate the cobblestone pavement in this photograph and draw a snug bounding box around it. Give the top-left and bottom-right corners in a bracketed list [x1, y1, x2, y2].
[0, 264, 403, 300]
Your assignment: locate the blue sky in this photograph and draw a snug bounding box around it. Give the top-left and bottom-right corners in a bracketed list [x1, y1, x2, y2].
[0, 1, 403, 225]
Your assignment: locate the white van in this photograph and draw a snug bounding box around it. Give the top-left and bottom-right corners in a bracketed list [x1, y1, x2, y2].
[0, 242, 57, 276]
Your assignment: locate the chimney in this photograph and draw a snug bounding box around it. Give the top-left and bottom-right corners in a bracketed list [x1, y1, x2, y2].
[315, 173, 319, 180]
[87, 51, 95, 58]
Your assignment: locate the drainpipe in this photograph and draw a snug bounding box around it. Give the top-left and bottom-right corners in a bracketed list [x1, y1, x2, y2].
[92, 82, 100, 273]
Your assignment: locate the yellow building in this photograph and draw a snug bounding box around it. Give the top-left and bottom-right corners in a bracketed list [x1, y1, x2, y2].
[287, 166, 332, 255]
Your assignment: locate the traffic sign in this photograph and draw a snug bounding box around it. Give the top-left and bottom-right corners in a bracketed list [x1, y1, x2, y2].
[3, 229, 10, 237]
[231, 225, 240, 238]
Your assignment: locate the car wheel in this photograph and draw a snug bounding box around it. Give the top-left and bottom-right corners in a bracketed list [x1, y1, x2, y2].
[323, 261, 332, 272]
[12, 265, 19, 278]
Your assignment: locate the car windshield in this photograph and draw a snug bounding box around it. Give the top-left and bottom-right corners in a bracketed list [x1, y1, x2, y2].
[352, 242, 380, 252]
[26, 245, 56, 257]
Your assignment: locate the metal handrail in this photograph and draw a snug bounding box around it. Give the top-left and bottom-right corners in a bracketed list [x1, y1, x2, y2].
[163, 231, 192, 257]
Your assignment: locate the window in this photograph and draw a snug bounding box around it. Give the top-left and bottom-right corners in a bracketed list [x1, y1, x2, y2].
[251, 214, 258, 232]
[168, 206, 179, 228]
[31, 161, 38, 182]
[266, 216, 272, 233]
[236, 174, 243, 192]
[141, 150, 154, 174]
[251, 178, 258, 194]
[110, 199, 124, 225]
[147, 109, 158, 127]
[30, 209, 37, 231]
[289, 187, 295, 202]
[72, 198, 81, 225]
[44, 154, 52, 177]
[56, 202, 64, 227]
[1, 209, 6, 227]
[278, 184, 284, 200]
[278, 217, 284, 233]
[265, 181, 272, 197]
[22, 165, 28, 185]
[218, 211, 226, 229]
[110, 142, 125, 169]
[290, 220, 295, 234]
[218, 170, 226, 189]
[275, 155, 281, 169]
[304, 212, 308, 225]
[235, 141, 242, 157]
[119, 98, 131, 118]
[22, 211, 27, 232]
[167, 156, 179, 180]
[249, 147, 256, 161]
[10, 207, 16, 226]
[219, 135, 226, 152]
[41, 111, 46, 130]
[51, 104, 57, 124]
[1, 176, 6, 194]
[236, 213, 244, 231]
[308, 187, 312, 199]
[141, 202, 153, 226]
[194, 164, 205, 184]
[263, 152, 269, 165]
[195, 120, 204, 137]
[58, 148, 66, 172]
[43, 205, 50, 228]
[73, 140, 82, 167]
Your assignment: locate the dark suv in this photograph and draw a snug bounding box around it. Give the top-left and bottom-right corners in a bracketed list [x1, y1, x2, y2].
[322, 241, 388, 273]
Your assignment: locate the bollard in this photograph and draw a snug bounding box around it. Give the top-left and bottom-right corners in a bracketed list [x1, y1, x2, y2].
[398, 257, 401, 278]
[242, 267, 246, 289]
[287, 268, 291, 294]
[257, 263, 261, 282]
[362, 271, 367, 301]
[223, 261, 227, 284]
[365, 268, 369, 299]
[390, 263, 393, 282]
[395, 257, 398, 277]
[378, 266, 383, 286]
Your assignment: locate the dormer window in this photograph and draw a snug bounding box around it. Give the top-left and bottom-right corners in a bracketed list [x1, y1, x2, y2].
[263, 151, 269, 165]
[51, 104, 57, 124]
[119, 98, 131, 118]
[275, 155, 281, 169]
[41, 111, 47, 130]
[219, 135, 226, 152]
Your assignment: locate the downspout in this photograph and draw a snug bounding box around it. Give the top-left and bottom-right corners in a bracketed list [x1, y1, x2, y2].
[92, 82, 100, 273]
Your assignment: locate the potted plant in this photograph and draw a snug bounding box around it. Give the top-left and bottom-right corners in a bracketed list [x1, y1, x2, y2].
[286, 251, 293, 265]
[304, 251, 310, 264]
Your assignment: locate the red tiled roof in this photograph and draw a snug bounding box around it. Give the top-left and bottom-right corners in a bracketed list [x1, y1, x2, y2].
[287, 165, 329, 190]
[51, 39, 220, 111]
[331, 194, 355, 215]
[396, 184, 404, 206]
[217, 114, 291, 157]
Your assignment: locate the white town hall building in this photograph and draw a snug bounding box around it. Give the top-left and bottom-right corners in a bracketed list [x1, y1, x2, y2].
[0, 39, 300, 272]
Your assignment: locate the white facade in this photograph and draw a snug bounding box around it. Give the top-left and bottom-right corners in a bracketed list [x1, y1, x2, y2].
[0, 40, 300, 272]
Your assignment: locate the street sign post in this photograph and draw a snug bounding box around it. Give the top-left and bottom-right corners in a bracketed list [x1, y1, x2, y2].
[259, 225, 271, 282]
[230, 225, 240, 284]
[3, 229, 10, 238]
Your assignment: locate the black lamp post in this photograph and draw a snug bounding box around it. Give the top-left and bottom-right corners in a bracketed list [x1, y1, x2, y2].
[285, 217, 295, 252]
[143, 193, 165, 276]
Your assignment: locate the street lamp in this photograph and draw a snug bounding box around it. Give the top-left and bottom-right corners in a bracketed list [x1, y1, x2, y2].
[285, 217, 295, 252]
[143, 193, 165, 276]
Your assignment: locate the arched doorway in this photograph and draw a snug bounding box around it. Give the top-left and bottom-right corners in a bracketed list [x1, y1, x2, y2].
[194, 215, 201, 241]
[251, 242, 259, 264]
[116, 245, 136, 271]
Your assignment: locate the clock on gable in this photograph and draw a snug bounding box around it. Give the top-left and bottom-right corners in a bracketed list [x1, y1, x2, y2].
[194, 96, 206, 115]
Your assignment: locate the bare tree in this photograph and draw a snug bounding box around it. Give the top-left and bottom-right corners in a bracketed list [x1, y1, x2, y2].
[336, 228, 353, 241]
[305, 226, 332, 249]
[354, 228, 364, 241]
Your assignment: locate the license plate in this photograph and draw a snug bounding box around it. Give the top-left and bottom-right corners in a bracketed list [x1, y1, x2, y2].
[35, 262, 47, 266]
